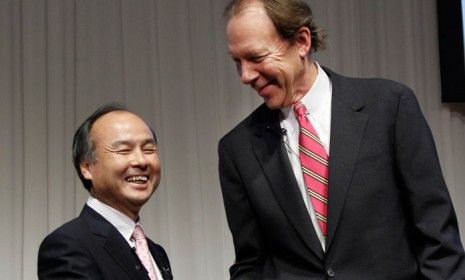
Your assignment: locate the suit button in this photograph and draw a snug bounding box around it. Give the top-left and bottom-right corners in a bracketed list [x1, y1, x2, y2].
[326, 267, 335, 278]
[135, 265, 141, 270]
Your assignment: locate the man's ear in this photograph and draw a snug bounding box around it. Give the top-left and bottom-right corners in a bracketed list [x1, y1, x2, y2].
[296, 26, 312, 58]
[80, 161, 93, 180]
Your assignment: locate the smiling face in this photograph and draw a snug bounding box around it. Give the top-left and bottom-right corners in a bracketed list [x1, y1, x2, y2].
[80, 111, 161, 220]
[226, 1, 315, 109]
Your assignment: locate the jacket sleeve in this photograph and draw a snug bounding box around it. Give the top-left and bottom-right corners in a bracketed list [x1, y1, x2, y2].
[393, 85, 465, 279]
[38, 229, 103, 280]
[218, 138, 266, 279]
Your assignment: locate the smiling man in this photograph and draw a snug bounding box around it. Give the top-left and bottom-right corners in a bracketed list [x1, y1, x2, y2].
[38, 104, 172, 280]
[218, 0, 465, 279]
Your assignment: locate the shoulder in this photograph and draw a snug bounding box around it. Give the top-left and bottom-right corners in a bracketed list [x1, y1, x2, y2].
[42, 215, 87, 239]
[323, 66, 415, 101]
[322, 66, 419, 113]
[39, 216, 90, 254]
[37, 215, 105, 279]
[38, 216, 90, 266]
[38, 205, 107, 256]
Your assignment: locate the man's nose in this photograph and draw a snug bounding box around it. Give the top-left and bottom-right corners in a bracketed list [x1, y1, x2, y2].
[239, 61, 258, 85]
[130, 149, 149, 168]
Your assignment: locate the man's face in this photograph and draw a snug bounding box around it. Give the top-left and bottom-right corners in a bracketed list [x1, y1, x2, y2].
[81, 111, 161, 219]
[226, 2, 309, 109]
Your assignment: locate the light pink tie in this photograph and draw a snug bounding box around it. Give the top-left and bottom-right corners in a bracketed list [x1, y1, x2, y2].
[132, 225, 158, 280]
[294, 102, 329, 237]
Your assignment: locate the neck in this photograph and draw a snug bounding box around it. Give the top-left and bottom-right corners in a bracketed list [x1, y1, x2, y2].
[293, 59, 318, 103]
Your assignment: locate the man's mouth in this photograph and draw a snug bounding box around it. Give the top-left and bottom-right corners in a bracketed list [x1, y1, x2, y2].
[255, 80, 276, 94]
[126, 175, 149, 184]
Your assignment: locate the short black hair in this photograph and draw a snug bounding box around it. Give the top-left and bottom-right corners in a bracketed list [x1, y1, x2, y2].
[72, 103, 157, 191]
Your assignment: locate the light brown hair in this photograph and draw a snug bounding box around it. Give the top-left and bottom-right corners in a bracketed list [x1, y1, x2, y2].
[224, 0, 327, 52]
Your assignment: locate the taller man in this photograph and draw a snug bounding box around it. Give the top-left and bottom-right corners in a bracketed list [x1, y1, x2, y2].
[218, 0, 465, 279]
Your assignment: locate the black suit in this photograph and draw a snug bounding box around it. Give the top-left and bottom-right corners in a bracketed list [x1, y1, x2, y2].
[218, 67, 465, 279]
[38, 205, 172, 280]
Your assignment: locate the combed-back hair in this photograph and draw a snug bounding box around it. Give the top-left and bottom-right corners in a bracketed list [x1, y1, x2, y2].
[224, 0, 327, 52]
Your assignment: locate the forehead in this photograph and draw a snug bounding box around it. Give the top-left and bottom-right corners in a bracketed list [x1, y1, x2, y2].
[90, 111, 154, 144]
[226, 2, 280, 55]
[227, 1, 274, 35]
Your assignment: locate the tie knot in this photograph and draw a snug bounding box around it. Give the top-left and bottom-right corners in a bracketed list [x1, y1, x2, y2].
[294, 102, 308, 118]
[132, 224, 146, 241]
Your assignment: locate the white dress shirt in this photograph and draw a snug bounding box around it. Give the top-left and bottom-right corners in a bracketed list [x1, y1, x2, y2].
[87, 196, 163, 279]
[279, 62, 333, 250]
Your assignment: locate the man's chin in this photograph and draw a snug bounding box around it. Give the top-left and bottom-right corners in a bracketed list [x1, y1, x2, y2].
[127, 189, 153, 203]
[128, 196, 150, 208]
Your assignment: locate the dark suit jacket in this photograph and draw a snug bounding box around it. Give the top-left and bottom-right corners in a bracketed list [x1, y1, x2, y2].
[218, 67, 465, 279]
[38, 205, 173, 280]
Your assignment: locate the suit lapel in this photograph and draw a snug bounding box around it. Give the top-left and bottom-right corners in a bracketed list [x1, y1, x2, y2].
[81, 205, 149, 280]
[323, 68, 368, 250]
[147, 240, 172, 280]
[251, 107, 324, 260]
[104, 232, 150, 280]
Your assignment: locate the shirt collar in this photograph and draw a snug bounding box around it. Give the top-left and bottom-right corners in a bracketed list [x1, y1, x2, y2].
[86, 196, 137, 244]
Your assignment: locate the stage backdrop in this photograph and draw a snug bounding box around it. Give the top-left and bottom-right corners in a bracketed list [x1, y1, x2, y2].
[1, 0, 464, 279]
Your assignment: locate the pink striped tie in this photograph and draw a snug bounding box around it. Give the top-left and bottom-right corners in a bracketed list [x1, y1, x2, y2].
[294, 102, 329, 237]
[132, 225, 158, 280]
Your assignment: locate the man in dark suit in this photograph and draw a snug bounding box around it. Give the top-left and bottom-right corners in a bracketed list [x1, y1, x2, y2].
[218, 0, 465, 279]
[38, 104, 172, 279]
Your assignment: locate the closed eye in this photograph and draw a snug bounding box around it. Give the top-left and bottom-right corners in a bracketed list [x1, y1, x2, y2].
[250, 55, 265, 63]
[142, 142, 157, 154]
[116, 149, 131, 154]
[143, 148, 157, 154]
